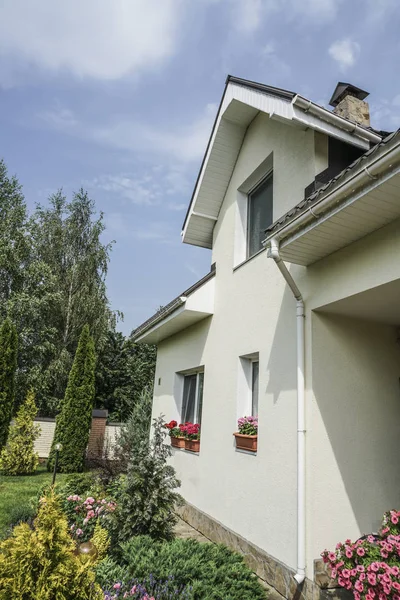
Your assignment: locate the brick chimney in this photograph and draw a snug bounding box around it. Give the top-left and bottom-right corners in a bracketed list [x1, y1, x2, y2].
[329, 82, 370, 127]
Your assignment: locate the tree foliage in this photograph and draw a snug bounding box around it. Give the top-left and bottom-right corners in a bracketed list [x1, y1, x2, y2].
[0, 159, 155, 419]
[95, 331, 156, 422]
[0, 491, 102, 599]
[0, 389, 40, 475]
[0, 319, 18, 449]
[48, 324, 96, 473]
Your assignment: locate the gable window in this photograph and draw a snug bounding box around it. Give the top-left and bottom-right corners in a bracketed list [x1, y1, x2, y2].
[247, 174, 273, 258]
[181, 371, 204, 424]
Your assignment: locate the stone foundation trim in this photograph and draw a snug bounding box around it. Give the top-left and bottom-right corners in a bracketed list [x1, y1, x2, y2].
[176, 501, 351, 600]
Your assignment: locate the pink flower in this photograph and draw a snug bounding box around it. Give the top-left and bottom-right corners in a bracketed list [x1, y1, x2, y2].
[328, 552, 336, 562]
[113, 583, 121, 590]
[130, 587, 137, 594]
[393, 582, 400, 592]
[354, 592, 361, 600]
[359, 573, 366, 581]
[357, 547, 365, 556]
[345, 549, 353, 558]
[368, 573, 377, 585]
[87, 510, 95, 519]
[342, 569, 350, 579]
[381, 549, 389, 558]
[371, 563, 380, 572]
[355, 580, 364, 592]
[391, 567, 400, 576]
[368, 535, 376, 543]
[76, 528, 83, 537]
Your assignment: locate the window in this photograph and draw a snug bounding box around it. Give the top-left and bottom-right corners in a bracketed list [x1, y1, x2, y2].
[181, 371, 204, 424]
[251, 360, 259, 417]
[237, 353, 259, 419]
[247, 174, 273, 258]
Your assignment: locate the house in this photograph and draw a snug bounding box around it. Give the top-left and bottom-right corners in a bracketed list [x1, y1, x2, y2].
[132, 76, 400, 600]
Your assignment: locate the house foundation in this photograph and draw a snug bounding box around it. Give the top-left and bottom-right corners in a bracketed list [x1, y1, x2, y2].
[176, 501, 351, 600]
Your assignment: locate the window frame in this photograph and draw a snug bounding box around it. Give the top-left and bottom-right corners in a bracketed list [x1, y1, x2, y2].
[246, 172, 273, 259]
[180, 369, 204, 425]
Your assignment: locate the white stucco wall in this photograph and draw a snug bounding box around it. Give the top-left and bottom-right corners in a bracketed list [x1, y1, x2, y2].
[308, 314, 400, 567]
[152, 110, 400, 579]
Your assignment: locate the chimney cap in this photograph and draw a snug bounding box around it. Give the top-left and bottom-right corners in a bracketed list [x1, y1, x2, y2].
[329, 82, 369, 107]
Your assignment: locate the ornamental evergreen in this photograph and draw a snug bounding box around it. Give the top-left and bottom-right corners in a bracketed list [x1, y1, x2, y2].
[0, 389, 40, 475]
[110, 415, 182, 543]
[48, 324, 96, 473]
[0, 319, 18, 450]
[0, 491, 102, 599]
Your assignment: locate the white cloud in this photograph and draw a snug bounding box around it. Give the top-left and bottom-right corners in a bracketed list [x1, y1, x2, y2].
[328, 38, 360, 70]
[87, 164, 191, 209]
[0, 0, 182, 83]
[260, 41, 291, 78]
[290, 0, 341, 23]
[392, 95, 400, 107]
[231, 0, 265, 33]
[40, 102, 217, 164]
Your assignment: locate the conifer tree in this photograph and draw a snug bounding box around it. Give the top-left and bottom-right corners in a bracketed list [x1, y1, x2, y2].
[0, 389, 40, 475]
[48, 324, 96, 473]
[0, 319, 18, 449]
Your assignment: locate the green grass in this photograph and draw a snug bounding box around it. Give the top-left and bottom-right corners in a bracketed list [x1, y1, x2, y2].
[0, 464, 69, 534]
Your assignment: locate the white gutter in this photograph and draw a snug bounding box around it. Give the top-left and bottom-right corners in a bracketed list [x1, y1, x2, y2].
[267, 238, 306, 586]
[292, 95, 382, 145]
[266, 135, 400, 245]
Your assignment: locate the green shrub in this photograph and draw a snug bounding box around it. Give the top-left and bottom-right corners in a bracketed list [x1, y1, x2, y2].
[109, 415, 182, 543]
[0, 389, 40, 475]
[97, 535, 267, 600]
[0, 491, 102, 599]
[48, 324, 96, 473]
[57, 471, 105, 499]
[0, 319, 18, 450]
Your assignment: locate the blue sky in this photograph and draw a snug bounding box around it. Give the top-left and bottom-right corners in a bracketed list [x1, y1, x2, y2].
[0, 0, 399, 334]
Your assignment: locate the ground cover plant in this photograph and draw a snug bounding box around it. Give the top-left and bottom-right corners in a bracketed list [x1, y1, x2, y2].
[322, 509, 400, 600]
[96, 535, 267, 600]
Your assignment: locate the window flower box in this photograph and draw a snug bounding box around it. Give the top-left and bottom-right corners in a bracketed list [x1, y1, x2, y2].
[171, 436, 185, 449]
[180, 422, 200, 453]
[233, 432, 257, 452]
[185, 438, 200, 453]
[234, 415, 258, 452]
[164, 420, 185, 449]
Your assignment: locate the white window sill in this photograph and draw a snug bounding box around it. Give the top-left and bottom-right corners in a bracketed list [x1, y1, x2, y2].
[233, 246, 266, 272]
[235, 448, 257, 456]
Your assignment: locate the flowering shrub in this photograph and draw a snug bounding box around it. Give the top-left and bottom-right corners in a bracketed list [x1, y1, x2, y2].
[179, 423, 200, 441]
[164, 420, 182, 438]
[237, 416, 258, 436]
[103, 576, 191, 599]
[322, 509, 400, 600]
[64, 495, 117, 542]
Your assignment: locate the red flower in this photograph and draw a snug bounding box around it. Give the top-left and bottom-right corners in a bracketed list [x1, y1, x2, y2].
[164, 420, 178, 430]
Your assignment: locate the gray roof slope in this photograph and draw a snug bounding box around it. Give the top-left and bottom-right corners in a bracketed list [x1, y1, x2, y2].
[265, 129, 400, 237]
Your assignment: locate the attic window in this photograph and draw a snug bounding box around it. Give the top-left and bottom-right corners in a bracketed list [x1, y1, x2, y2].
[247, 174, 273, 258]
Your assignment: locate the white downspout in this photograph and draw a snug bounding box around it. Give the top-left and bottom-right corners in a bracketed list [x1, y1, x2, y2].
[267, 237, 306, 585]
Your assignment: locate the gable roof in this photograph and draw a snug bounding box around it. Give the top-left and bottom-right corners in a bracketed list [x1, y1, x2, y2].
[181, 75, 383, 250]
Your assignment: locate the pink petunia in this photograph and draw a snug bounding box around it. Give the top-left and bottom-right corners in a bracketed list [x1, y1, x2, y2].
[357, 547, 365, 556]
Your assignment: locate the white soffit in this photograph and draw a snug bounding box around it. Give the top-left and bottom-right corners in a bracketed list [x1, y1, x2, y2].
[279, 169, 400, 266]
[182, 81, 376, 249]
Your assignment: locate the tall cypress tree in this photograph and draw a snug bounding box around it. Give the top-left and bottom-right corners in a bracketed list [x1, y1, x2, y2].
[0, 319, 18, 449]
[48, 324, 96, 473]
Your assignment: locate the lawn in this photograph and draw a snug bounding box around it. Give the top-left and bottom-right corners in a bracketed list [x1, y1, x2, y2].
[0, 463, 70, 535]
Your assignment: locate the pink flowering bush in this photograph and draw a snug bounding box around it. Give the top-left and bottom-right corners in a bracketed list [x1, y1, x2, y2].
[64, 495, 117, 542]
[237, 416, 258, 436]
[322, 510, 400, 600]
